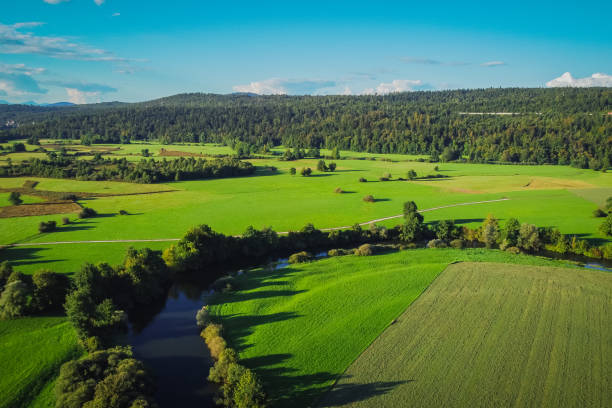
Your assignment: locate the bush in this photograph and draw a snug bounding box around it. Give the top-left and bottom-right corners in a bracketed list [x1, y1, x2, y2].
[0, 261, 13, 287]
[334, 187, 343, 194]
[449, 239, 464, 249]
[55, 347, 156, 408]
[60, 194, 78, 201]
[427, 239, 448, 248]
[32, 270, 70, 312]
[201, 323, 227, 359]
[354, 244, 373, 256]
[289, 167, 296, 175]
[505, 246, 521, 254]
[288, 251, 314, 264]
[78, 207, 97, 218]
[38, 220, 57, 233]
[62, 217, 70, 225]
[358, 177, 367, 182]
[327, 248, 352, 257]
[300, 167, 312, 176]
[119, 210, 128, 215]
[196, 305, 210, 328]
[328, 162, 337, 171]
[363, 195, 375, 203]
[8, 192, 22, 206]
[379, 177, 389, 181]
[593, 208, 607, 217]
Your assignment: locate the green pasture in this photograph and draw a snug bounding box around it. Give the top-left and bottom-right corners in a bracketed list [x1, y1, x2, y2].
[208, 248, 577, 407]
[322, 262, 612, 408]
[0, 316, 82, 408]
[0, 193, 43, 207]
[0, 149, 610, 272]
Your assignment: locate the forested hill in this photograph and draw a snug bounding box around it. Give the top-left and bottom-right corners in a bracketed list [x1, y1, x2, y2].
[1, 88, 610, 167]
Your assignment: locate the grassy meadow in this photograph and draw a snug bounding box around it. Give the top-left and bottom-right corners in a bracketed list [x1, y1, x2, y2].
[208, 248, 578, 407]
[1, 143, 610, 274]
[321, 262, 612, 408]
[0, 316, 82, 408]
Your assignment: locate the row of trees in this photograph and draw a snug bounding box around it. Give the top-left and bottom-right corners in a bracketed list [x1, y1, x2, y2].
[2, 88, 609, 167]
[0, 154, 256, 183]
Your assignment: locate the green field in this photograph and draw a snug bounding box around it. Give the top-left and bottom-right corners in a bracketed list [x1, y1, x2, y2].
[321, 262, 612, 408]
[1, 147, 610, 274]
[0, 316, 82, 408]
[208, 248, 578, 407]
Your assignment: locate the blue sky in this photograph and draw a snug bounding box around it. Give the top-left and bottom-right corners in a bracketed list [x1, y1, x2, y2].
[1, 0, 611, 103]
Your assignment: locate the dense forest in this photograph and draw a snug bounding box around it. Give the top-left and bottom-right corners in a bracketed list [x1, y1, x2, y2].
[1, 88, 610, 167]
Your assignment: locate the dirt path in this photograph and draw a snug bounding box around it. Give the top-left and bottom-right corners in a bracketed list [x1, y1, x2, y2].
[5, 198, 509, 247]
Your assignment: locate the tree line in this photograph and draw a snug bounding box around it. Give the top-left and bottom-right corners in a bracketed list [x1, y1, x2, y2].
[1, 88, 610, 168]
[0, 154, 256, 183]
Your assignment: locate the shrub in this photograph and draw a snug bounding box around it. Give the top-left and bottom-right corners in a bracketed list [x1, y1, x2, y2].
[78, 207, 97, 218]
[289, 167, 296, 175]
[196, 305, 210, 328]
[62, 217, 70, 225]
[449, 239, 464, 249]
[119, 210, 128, 215]
[354, 244, 373, 256]
[407, 170, 417, 180]
[83, 336, 103, 353]
[0, 261, 13, 287]
[593, 208, 607, 217]
[8, 192, 22, 206]
[427, 239, 447, 248]
[60, 194, 78, 201]
[300, 167, 312, 176]
[328, 248, 353, 257]
[358, 177, 367, 182]
[383, 172, 392, 179]
[201, 323, 227, 359]
[38, 220, 57, 233]
[363, 195, 375, 203]
[505, 246, 521, 254]
[379, 177, 389, 181]
[334, 187, 343, 194]
[600, 213, 612, 237]
[288, 251, 314, 264]
[328, 162, 337, 171]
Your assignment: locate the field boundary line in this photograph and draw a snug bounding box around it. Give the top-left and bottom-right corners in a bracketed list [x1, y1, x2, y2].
[4, 198, 509, 247]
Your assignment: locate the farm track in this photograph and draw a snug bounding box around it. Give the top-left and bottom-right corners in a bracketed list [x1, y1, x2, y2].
[4, 198, 509, 247]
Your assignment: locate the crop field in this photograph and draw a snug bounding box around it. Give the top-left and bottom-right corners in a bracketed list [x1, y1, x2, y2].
[321, 262, 612, 408]
[208, 248, 577, 407]
[0, 316, 82, 408]
[1, 146, 610, 274]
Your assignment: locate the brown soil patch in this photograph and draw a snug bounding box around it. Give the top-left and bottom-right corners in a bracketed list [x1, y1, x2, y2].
[159, 148, 202, 157]
[521, 177, 594, 190]
[0, 201, 82, 218]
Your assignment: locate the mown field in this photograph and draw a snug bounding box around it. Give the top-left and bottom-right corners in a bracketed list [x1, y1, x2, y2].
[0, 316, 82, 408]
[321, 262, 612, 408]
[1, 143, 610, 274]
[208, 248, 578, 407]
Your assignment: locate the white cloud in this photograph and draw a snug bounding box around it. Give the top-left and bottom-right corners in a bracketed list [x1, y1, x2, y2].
[233, 78, 336, 95]
[112, 12, 120, 17]
[94, 0, 105, 5]
[0, 22, 129, 61]
[546, 72, 612, 88]
[66, 88, 100, 104]
[0, 63, 46, 76]
[362, 79, 424, 95]
[481, 61, 506, 67]
[341, 86, 352, 95]
[43, 0, 69, 4]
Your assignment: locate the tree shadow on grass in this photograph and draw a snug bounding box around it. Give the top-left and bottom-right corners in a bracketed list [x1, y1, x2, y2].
[222, 311, 302, 352]
[373, 198, 391, 202]
[317, 378, 411, 407]
[0, 246, 66, 268]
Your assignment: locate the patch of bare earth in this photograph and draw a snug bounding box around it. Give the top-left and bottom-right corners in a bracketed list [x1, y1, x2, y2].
[159, 148, 202, 157]
[0, 201, 82, 218]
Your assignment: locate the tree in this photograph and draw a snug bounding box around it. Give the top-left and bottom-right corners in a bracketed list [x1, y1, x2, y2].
[328, 162, 336, 171]
[0, 281, 33, 319]
[330, 147, 341, 160]
[403, 201, 423, 223]
[0, 261, 13, 287]
[436, 220, 460, 242]
[289, 167, 296, 175]
[600, 213, 612, 237]
[480, 214, 500, 248]
[300, 167, 312, 176]
[400, 216, 423, 243]
[501, 218, 521, 248]
[407, 169, 417, 180]
[517, 223, 542, 251]
[8, 192, 22, 206]
[316, 160, 327, 172]
[32, 270, 70, 312]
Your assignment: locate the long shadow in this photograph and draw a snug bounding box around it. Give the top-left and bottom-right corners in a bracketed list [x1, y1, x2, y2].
[221, 311, 302, 352]
[207, 289, 306, 305]
[55, 224, 95, 233]
[0, 246, 66, 268]
[317, 379, 411, 407]
[337, 190, 357, 194]
[309, 174, 334, 177]
[373, 198, 391, 202]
